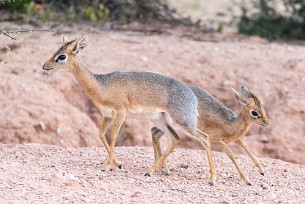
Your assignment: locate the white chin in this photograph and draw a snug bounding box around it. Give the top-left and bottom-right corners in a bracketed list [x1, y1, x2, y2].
[42, 69, 53, 76]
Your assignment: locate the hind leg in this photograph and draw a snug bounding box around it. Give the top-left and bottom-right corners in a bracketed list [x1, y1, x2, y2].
[181, 127, 216, 186]
[196, 129, 216, 185]
[146, 125, 181, 176]
[151, 127, 169, 174]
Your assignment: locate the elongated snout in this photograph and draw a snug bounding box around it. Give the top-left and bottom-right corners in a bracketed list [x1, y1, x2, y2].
[261, 120, 269, 127]
[42, 61, 53, 70]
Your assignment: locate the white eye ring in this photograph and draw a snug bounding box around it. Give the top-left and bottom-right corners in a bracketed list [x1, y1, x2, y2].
[250, 109, 261, 118]
[55, 54, 68, 63]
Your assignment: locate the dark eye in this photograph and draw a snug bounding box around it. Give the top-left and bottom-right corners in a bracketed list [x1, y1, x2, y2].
[251, 110, 259, 117]
[55, 54, 67, 62]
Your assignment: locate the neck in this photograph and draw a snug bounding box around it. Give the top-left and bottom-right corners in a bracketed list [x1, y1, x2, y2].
[69, 60, 98, 95]
[230, 106, 251, 136]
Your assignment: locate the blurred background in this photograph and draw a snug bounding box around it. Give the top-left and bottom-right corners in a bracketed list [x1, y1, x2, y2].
[0, 0, 304, 165]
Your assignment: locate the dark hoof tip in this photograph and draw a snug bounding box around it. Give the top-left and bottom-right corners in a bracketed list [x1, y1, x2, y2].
[163, 173, 169, 176]
[247, 182, 252, 186]
[118, 164, 122, 169]
[144, 173, 151, 177]
[260, 173, 265, 176]
[208, 182, 214, 186]
[151, 127, 158, 132]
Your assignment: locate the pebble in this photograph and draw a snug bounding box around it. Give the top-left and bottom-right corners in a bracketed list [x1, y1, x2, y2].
[261, 182, 269, 190]
[258, 134, 269, 143]
[180, 164, 188, 169]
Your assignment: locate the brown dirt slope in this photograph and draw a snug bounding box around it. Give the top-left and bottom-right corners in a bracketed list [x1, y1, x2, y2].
[0, 73, 99, 147]
[0, 144, 304, 203]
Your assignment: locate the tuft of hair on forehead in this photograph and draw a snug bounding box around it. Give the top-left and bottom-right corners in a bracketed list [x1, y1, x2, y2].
[56, 40, 76, 53]
[250, 92, 263, 109]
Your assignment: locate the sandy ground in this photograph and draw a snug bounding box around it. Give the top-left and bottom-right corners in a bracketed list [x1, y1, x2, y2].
[0, 144, 304, 203]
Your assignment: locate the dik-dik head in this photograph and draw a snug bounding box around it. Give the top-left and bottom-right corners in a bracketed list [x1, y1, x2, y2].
[42, 35, 88, 74]
[232, 85, 269, 127]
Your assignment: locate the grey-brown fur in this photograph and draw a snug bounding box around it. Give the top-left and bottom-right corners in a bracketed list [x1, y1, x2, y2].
[42, 35, 217, 185]
[190, 85, 237, 123]
[94, 71, 198, 130]
[152, 84, 269, 185]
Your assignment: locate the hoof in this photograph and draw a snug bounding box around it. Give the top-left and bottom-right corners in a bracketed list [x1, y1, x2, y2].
[247, 182, 252, 186]
[208, 181, 214, 186]
[163, 172, 169, 176]
[144, 173, 151, 177]
[260, 172, 265, 176]
[118, 164, 122, 169]
[151, 127, 158, 132]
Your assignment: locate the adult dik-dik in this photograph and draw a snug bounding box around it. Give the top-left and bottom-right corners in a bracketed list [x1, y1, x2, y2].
[151, 85, 269, 185]
[42, 35, 216, 185]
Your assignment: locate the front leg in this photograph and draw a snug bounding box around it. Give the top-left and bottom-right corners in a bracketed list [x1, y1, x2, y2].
[235, 138, 264, 175]
[99, 117, 122, 168]
[217, 140, 252, 185]
[103, 111, 126, 171]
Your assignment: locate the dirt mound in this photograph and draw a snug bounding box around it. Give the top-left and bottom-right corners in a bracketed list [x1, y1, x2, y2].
[0, 73, 99, 147]
[0, 144, 304, 203]
[0, 23, 304, 164]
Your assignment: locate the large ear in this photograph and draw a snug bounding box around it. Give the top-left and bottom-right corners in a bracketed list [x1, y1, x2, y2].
[240, 85, 251, 98]
[72, 35, 88, 55]
[63, 36, 70, 44]
[232, 88, 248, 106]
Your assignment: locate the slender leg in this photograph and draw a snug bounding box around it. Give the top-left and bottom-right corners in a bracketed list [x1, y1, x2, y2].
[146, 125, 181, 175]
[235, 138, 264, 175]
[151, 126, 217, 186]
[151, 127, 169, 174]
[217, 140, 251, 185]
[195, 129, 217, 186]
[99, 117, 121, 168]
[103, 112, 126, 171]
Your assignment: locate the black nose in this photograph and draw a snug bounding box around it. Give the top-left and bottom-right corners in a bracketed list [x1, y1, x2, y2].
[262, 121, 269, 127]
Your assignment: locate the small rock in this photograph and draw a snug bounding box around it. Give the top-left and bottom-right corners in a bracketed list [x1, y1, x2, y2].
[180, 164, 188, 169]
[258, 134, 269, 143]
[34, 121, 46, 132]
[140, 56, 148, 62]
[222, 80, 236, 86]
[284, 169, 288, 172]
[57, 127, 62, 135]
[260, 182, 269, 190]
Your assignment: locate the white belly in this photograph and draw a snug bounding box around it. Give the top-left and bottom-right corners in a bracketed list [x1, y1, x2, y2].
[127, 107, 163, 119]
[98, 105, 164, 120]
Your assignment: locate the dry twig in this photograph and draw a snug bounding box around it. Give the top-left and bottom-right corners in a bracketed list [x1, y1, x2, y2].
[0, 28, 55, 63]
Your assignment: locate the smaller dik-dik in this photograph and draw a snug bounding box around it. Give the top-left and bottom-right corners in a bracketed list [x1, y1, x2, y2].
[152, 85, 269, 185]
[42, 35, 217, 185]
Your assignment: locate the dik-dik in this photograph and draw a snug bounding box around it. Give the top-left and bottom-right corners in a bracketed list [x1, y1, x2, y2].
[42, 35, 217, 185]
[152, 85, 269, 185]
